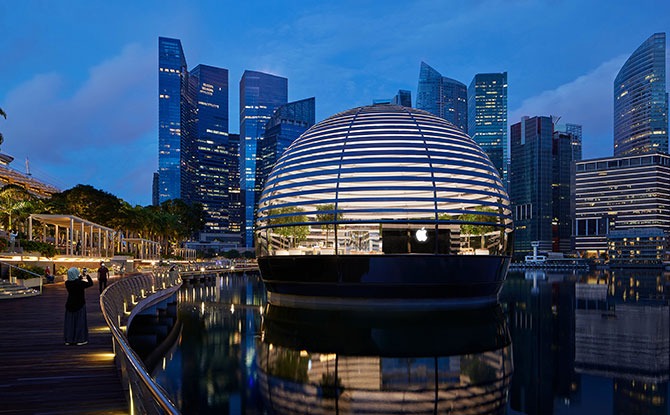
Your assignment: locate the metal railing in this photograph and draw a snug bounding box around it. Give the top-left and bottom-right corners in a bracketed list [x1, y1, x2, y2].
[100, 268, 182, 414]
[0, 260, 43, 294]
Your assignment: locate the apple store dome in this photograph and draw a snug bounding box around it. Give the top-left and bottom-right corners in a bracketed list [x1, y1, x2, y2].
[255, 104, 513, 307]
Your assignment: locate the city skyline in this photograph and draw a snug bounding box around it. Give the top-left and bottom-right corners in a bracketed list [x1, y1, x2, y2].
[1, 1, 669, 205]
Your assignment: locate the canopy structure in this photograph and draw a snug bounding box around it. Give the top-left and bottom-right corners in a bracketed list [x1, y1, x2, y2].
[28, 214, 117, 257]
[123, 237, 161, 260]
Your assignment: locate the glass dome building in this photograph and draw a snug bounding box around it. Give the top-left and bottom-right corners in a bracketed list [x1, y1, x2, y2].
[256, 104, 513, 307]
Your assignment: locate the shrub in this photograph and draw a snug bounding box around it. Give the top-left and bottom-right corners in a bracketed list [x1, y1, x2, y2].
[12, 263, 46, 279]
[19, 240, 57, 258]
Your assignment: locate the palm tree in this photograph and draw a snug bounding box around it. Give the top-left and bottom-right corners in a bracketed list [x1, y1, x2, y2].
[0, 107, 5, 147]
[0, 184, 34, 231]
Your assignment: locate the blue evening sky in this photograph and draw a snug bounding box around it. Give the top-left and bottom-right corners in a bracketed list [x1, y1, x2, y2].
[1, 0, 669, 206]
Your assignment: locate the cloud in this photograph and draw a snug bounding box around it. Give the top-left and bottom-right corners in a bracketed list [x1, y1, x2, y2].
[509, 55, 628, 159]
[2, 43, 156, 205]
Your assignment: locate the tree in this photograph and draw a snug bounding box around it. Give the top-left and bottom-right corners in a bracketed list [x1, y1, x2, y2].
[0, 107, 6, 148]
[315, 204, 342, 247]
[47, 184, 123, 226]
[268, 206, 309, 248]
[0, 184, 35, 231]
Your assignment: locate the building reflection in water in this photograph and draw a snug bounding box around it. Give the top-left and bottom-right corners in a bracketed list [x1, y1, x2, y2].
[152, 274, 267, 414]
[257, 304, 512, 414]
[149, 269, 670, 414]
[501, 269, 670, 415]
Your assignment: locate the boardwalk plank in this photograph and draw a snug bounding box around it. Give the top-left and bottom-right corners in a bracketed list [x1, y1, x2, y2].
[0, 277, 128, 414]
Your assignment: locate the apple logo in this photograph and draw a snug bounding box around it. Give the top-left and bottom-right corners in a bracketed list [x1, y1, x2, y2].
[415, 227, 428, 242]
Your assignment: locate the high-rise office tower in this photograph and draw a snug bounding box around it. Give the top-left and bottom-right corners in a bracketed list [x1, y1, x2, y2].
[468, 72, 508, 176]
[158, 37, 188, 204]
[510, 117, 581, 257]
[416, 61, 467, 131]
[510, 116, 554, 257]
[152, 172, 159, 206]
[552, 127, 582, 252]
[158, 37, 237, 236]
[256, 97, 315, 197]
[392, 90, 412, 107]
[186, 64, 231, 232]
[227, 133, 242, 235]
[614, 32, 668, 156]
[240, 71, 288, 247]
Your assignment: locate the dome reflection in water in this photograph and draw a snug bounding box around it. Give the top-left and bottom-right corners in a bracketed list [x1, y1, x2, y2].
[258, 304, 512, 414]
[150, 274, 513, 414]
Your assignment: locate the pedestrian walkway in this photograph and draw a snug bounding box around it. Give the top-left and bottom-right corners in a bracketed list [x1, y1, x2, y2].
[0, 276, 128, 414]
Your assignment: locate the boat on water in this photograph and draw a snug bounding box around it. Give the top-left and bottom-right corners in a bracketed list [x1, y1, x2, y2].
[509, 242, 590, 271]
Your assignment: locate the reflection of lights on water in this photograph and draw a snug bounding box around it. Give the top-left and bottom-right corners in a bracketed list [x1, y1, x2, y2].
[230, 304, 235, 314]
[200, 302, 205, 314]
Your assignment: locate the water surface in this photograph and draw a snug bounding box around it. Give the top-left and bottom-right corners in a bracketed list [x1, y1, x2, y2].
[150, 269, 670, 414]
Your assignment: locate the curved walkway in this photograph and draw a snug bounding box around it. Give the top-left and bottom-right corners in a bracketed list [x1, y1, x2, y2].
[0, 276, 128, 414]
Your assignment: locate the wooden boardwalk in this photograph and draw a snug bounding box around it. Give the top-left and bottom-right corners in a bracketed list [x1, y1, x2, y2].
[0, 277, 128, 414]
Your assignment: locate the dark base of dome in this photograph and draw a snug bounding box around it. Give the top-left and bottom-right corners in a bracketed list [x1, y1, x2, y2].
[258, 254, 510, 309]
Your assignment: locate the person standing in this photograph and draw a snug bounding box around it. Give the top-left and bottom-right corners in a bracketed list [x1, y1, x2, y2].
[97, 261, 109, 294]
[64, 267, 93, 346]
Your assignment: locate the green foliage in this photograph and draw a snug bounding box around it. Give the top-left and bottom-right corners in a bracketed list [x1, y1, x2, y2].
[439, 207, 499, 235]
[0, 107, 5, 147]
[20, 239, 57, 257]
[270, 349, 309, 382]
[46, 184, 123, 227]
[242, 250, 255, 259]
[12, 263, 45, 279]
[269, 206, 309, 245]
[0, 184, 35, 230]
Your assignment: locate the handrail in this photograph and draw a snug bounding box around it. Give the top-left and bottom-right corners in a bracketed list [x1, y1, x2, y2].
[0, 260, 43, 294]
[100, 269, 182, 414]
[0, 261, 43, 278]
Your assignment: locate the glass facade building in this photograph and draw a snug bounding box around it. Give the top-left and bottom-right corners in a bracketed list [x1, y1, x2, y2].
[239, 71, 288, 247]
[468, 72, 508, 177]
[158, 37, 239, 235]
[552, 128, 582, 252]
[186, 64, 232, 232]
[256, 104, 513, 305]
[574, 153, 670, 256]
[416, 62, 468, 132]
[392, 89, 412, 107]
[614, 33, 668, 157]
[510, 116, 554, 257]
[255, 97, 315, 199]
[158, 37, 187, 204]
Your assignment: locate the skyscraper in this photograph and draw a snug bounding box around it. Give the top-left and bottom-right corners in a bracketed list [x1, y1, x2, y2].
[468, 72, 508, 176]
[240, 71, 288, 247]
[392, 89, 412, 107]
[416, 61, 467, 131]
[510, 117, 581, 257]
[158, 37, 187, 203]
[614, 32, 668, 157]
[510, 116, 554, 256]
[256, 97, 315, 196]
[186, 64, 231, 232]
[552, 127, 582, 252]
[158, 37, 238, 236]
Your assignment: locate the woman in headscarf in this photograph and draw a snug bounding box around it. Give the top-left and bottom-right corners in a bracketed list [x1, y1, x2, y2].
[64, 267, 93, 346]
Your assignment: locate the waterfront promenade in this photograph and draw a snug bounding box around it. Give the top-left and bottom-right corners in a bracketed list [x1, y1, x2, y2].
[0, 276, 128, 414]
